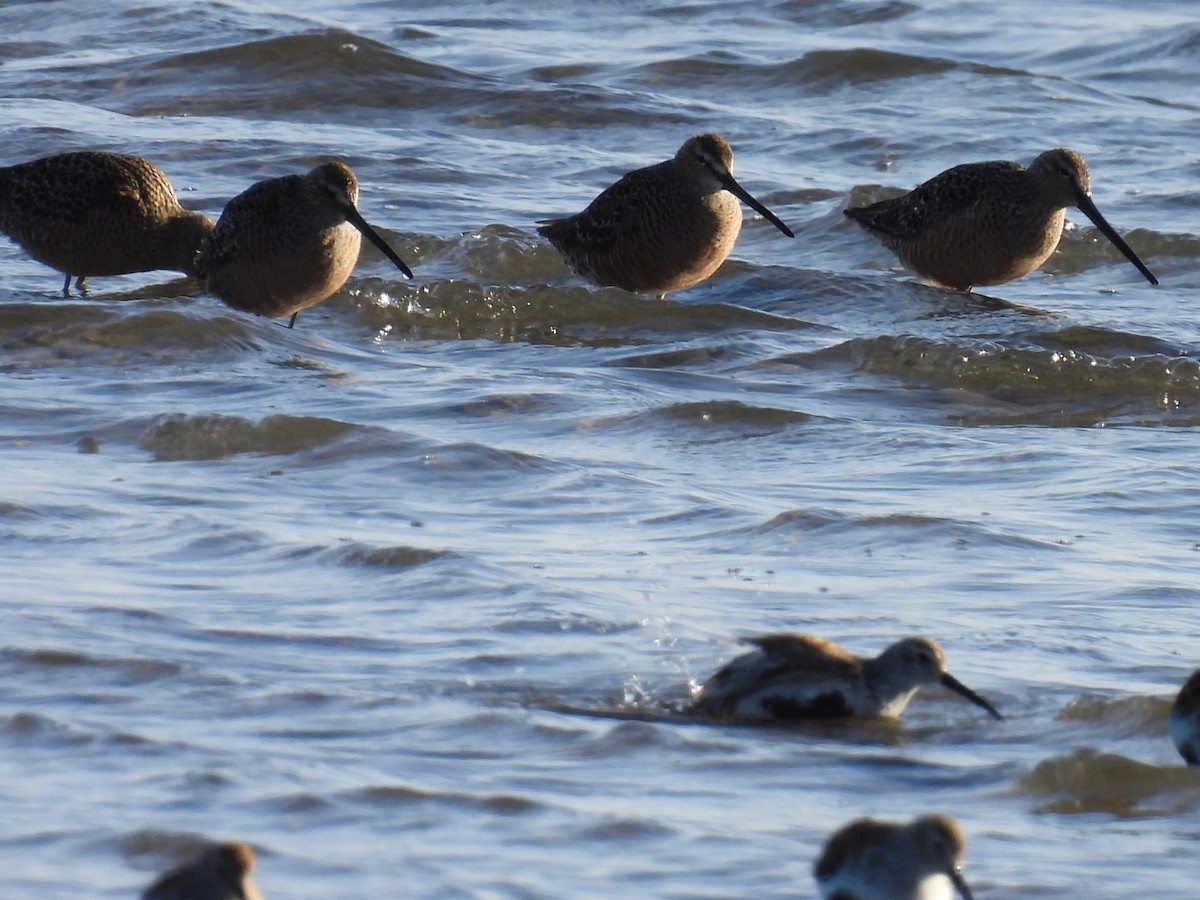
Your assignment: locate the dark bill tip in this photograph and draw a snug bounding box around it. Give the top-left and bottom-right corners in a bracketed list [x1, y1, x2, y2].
[343, 202, 415, 279]
[950, 866, 976, 900]
[941, 672, 1002, 720]
[1076, 192, 1158, 286]
[722, 174, 795, 239]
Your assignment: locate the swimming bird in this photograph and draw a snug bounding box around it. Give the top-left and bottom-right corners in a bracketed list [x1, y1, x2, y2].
[688, 634, 1001, 722]
[0, 150, 215, 295]
[197, 160, 412, 328]
[142, 842, 262, 900]
[537, 133, 794, 299]
[844, 148, 1158, 291]
[814, 814, 975, 900]
[1169, 668, 1200, 765]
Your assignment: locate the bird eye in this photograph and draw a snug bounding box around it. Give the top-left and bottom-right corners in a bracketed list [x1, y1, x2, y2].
[696, 154, 708, 166]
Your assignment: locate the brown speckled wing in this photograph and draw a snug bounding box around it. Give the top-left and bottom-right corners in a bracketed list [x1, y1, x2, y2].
[740, 633, 860, 676]
[197, 177, 288, 276]
[848, 160, 1024, 242]
[687, 633, 866, 718]
[2, 154, 141, 231]
[539, 165, 661, 254]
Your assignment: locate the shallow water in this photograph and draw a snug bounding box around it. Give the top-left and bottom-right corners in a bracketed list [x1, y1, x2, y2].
[2, 1, 1199, 897]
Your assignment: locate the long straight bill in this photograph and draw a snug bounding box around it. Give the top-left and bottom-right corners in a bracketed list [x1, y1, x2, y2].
[941, 672, 1002, 720]
[721, 174, 795, 238]
[1076, 191, 1158, 285]
[343, 203, 414, 279]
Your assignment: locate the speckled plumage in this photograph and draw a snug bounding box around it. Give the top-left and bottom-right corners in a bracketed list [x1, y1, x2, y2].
[142, 842, 262, 900]
[197, 161, 412, 327]
[538, 133, 793, 298]
[1169, 668, 1200, 766]
[688, 634, 1001, 722]
[0, 151, 215, 294]
[845, 148, 1157, 291]
[815, 814, 974, 900]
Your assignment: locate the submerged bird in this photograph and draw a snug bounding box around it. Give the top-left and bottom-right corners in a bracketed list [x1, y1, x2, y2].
[537, 133, 794, 299]
[0, 150, 215, 294]
[1169, 668, 1200, 765]
[688, 634, 1001, 722]
[844, 148, 1158, 291]
[142, 842, 262, 900]
[815, 814, 975, 900]
[197, 161, 412, 328]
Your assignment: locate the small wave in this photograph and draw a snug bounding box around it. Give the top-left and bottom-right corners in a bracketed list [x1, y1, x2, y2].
[1036, 324, 1190, 358]
[1053, 224, 1195, 273]
[259, 792, 332, 815]
[329, 542, 452, 570]
[364, 276, 817, 347]
[1015, 748, 1200, 816]
[5, 648, 182, 683]
[202, 628, 393, 651]
[116, 28, 673, 131]
[0, 501, 38, 519]
[612, 345, 737, 369]
[774, 0, 917, 27]
[596, 399, 814, 440]
[0, 711, 92, 746]
[417, 224, 554, 282]
[123, 30, 483, 118]
[0, 302, 262, 370]
[427, 392, 567, 420]
[634, 47, 1021, 94]
[1057, 693, 1171, 737]
[464, 82, 694, 130]
[140, 413, 371, 461]
[794, 333, 1200, 426]
[348, 783, 539, 815]
[577, 817, 675, 840]
[737, 507, 1059, 550]
[492, 610, 628, 637]
[418, 441, 557, 477]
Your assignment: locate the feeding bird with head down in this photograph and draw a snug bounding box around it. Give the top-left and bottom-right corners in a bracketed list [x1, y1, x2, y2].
[688, 633, 1001, 723]
[197, 160, 412, 328]
[538, 133, 794, 299]
[844, 148, 1158, 291]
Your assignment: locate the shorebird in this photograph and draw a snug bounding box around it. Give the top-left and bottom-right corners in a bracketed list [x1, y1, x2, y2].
[844, 148, 1158, 291]
[687, 634, 1001, 722]
[814, 814, 975, 900]
[142, 842, 262, 900]
[1169, 668, 1200, 765]
[197, 160, 412, 328]
[537, 133, 794, 299]
[0, 150, 215, 295]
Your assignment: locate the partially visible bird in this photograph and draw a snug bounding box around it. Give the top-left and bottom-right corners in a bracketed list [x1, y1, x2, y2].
[688, 633, 1001, 722]
[814, 813, 976, 900]
[538, 133, 794, 299]
[197, 160, 412, 328]
[0, 150, 214, 294]
[1169, 668, 1200, 766]
[142, 842, 263, 900]
[844, 148, 1157, 291]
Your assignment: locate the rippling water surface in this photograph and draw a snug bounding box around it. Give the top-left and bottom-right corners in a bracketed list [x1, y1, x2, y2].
[2, 1, 1199, 896]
